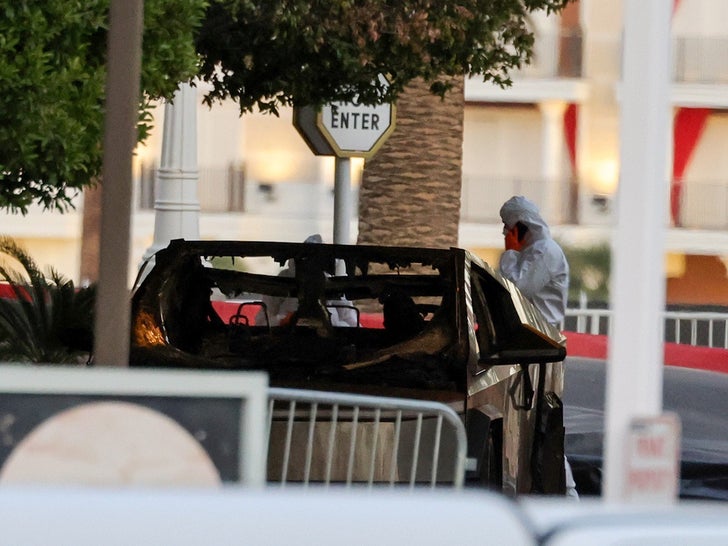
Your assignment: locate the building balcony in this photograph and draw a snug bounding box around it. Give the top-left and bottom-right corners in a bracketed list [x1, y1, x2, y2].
[673, 36, 728, 85]
[519, 29, 583, 79]
[138, 162, 246, 213]
[469, 33, 728, 107]
[678, 178, 728, 230]
[137, 164, 728, 235]
[461, 174, 728, 230]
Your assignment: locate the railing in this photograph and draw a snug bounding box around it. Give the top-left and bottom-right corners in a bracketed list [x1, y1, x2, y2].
[517, 32, 728, 84]
[460, 176, 550, 224]
[134, 162, 728, 232]
[511, 31, 728, 84]
[562, 307, 611, 336]
[564, 307, 728, 349]
[673, 36, 728, 84]
[678, 179, 728, 230]
[137, 162, 246, 212]
[266, 387, 467, 489]
[460, 174, 728, 231]
[516, 29, 583, 79]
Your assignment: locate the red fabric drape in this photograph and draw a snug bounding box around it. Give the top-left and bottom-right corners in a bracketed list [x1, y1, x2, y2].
[671, 108, 710, 225]
[564, 103, 578, 174]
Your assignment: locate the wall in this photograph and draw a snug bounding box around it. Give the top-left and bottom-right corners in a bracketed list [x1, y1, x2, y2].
[461, 104, 543, 223]
[666, 254, 728, 306]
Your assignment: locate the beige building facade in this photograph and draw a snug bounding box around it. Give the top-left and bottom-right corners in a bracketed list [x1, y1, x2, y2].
[4, 0, 728, 303]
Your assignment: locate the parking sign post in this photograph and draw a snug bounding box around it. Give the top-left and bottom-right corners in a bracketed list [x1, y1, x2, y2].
[624, 414, 681, 503]
[605, 0, 674, 502]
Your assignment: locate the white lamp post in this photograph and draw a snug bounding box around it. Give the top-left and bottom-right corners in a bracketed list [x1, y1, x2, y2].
[143, 82, 200, 261]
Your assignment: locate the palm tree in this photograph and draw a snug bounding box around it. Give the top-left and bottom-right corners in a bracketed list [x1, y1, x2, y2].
[357, 76, 465, 249]
[0, 237, 95, 363]
[79, 180, 102, 285]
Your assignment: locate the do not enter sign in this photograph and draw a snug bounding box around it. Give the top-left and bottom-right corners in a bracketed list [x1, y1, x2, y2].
[293, 74, 396, 159]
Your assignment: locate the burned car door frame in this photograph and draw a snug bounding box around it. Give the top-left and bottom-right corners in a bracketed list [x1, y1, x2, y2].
[465, 259, 567, 494]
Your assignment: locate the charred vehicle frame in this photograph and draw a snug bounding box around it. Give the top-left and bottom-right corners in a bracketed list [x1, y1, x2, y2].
[130, 239, 567, 495]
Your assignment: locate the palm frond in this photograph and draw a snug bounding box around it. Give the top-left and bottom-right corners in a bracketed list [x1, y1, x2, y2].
[0, 237, 95, 363]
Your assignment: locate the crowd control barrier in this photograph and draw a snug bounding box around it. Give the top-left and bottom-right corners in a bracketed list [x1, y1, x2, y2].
[266, 387, 467, 489]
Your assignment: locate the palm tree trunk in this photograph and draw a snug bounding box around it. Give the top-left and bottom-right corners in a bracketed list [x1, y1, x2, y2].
[79, 179, 102, 285]
[357, 76, 464, 249]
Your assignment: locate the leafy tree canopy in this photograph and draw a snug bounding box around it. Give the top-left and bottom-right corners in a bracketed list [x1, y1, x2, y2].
[196, 0, 571, 115]
[0, 0, 207, 214]
[1, 0, 571, 213]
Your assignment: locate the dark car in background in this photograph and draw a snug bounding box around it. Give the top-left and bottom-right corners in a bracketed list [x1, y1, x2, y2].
[130, 239, 567, 495]
[564, 356, 728, 500]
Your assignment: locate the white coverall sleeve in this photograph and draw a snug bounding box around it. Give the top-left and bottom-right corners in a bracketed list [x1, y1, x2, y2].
[499, 247, 551, 301]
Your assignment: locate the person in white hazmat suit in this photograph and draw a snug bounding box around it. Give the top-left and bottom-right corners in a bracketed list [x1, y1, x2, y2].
[499, 195, 569, 326]
[255, 234, 358, 327]
[498, 195, 579, 499]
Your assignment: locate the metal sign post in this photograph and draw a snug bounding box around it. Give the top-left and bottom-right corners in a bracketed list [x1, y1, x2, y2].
[293, 75, 396, 245]
[333, 157, 352, 245]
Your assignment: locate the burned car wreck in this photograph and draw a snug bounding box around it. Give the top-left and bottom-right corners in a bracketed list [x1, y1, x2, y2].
[130, 239, 567, 495]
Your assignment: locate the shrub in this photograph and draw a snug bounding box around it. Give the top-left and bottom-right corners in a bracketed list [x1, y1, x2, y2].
[0, 237, 95, 363]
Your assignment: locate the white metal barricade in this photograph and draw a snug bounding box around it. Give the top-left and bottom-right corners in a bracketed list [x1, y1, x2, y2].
[266, 387, 467, 489]
[563, 307, 728, 349]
